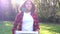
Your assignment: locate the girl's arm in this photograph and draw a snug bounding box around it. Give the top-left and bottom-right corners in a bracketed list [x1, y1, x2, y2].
[12, 13, 20, 34]
[34, 12, 40, 34]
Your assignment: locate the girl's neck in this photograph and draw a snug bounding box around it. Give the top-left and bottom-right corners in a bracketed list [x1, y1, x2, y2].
[25, 11, 30, 13]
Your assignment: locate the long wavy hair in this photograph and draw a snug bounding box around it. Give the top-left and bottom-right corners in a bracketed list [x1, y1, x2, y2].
[20, 0, 35, 13]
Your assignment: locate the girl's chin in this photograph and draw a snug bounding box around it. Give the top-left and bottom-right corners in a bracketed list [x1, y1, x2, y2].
[27, 8, 31, 10]
[28, 9, 30, 11]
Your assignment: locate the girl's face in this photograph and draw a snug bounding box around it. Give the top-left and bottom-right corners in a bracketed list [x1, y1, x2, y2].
[25, 1, 32, 11]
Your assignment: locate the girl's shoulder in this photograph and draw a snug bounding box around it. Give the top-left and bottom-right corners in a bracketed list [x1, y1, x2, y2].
[16, 12, 24, 17]
[17, 12, 23, 15]
[31, 12, 37, 15]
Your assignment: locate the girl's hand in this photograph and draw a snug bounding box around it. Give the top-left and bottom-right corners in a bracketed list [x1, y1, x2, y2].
[34, 29, 40, 34]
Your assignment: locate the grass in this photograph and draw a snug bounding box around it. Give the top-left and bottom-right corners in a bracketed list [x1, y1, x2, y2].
[0, 21, 60, 34]
[0, 21, 13, 34]
[40, 23, 60, 34]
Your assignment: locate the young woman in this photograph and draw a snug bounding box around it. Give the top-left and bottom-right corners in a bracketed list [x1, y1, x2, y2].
[12, 0, 40, 34]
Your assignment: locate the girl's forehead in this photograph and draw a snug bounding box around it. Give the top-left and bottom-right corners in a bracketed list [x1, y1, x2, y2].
[26, 1, 31, 4]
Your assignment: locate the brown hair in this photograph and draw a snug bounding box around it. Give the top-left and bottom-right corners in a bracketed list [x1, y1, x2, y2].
[20, 0, 35, 13]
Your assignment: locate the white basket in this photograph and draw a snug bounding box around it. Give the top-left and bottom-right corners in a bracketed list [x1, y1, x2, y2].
[15, 31, 38, 34]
